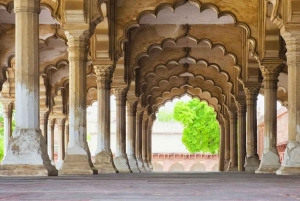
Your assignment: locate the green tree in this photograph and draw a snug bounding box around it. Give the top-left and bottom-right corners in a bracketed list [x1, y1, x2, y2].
[173, 98, 220, 154]
[156, 109, 174, 122]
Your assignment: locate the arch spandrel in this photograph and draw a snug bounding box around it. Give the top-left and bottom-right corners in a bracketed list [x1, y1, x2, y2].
[117, 0, 258, 55]
[130, 25, 244, 66]
[153, 86, 222, 115]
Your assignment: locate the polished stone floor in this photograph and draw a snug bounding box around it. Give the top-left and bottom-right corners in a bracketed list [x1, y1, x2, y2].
[0, 172, 300, 200]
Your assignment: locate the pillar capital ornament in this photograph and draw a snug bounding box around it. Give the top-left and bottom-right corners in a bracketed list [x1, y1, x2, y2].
[0, 100, 13, 117]
[94, 65, 113, 79]
[235, 99, 246, 113]
[260, 61, 284, 86]
[244, 85, 260, 102]
[113, 88, 127, 101]
[127, 101, 138, 116]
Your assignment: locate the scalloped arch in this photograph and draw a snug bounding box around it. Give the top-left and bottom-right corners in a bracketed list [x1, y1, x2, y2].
[119, 0, 256, 56]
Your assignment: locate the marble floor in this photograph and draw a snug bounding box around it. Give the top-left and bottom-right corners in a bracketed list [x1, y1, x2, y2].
[0, 172, 299, 200]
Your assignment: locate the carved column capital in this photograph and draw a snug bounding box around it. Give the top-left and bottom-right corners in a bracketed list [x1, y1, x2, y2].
[94, 65, 113, 79]
[127, 101, 138, 116]
[281, 30, 300, 67]
[244, 85, 260, 104]
[260, 61, 284, 89]
[1, 100, 13, 118]
[235, 99, 246, 113]
[113, 88, 127, 105]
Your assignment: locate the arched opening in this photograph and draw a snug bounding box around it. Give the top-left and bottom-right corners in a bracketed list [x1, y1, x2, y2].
[152, 94, 220, 172]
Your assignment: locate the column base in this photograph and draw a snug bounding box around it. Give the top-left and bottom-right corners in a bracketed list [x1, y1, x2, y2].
[147, 161, 153, 170]
[114, 156, 132, 173]
[127, 155, 140, 173]
[255, 150, 280, 174]
[244, 155, 260, 172]
[143, 160, 151, 172]
[0, 128, 57, 176]
[56, 160, 63, 170]
[227, 166, 238, 172]
[276, 141, 300, 175]
[59, 146, 97, 175]
[224, 160, 230, 171]
[94, 150, 118, 173]
[137, 158, 146, 172]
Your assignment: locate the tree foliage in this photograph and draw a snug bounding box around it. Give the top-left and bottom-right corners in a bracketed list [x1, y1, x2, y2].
[156, 109, 174, 122]
[173, 98, 220, 154]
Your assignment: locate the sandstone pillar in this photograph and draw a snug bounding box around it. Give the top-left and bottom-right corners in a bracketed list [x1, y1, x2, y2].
[146, 120, 153, 171]
[256, 61, 283, 174]
[40, 110, 49, 139]
[47, 118, 55, 164]
[136, 110, 146, 172]
[55, 118, 65, 170]
[224, 118, 230, 171]
[93, 65, 117, 173]
[0, 101, 13, 157]
[228, 107, 238, 171]
[113, 88, 131, 173]
[64, 119, 69, 155]
[126, 101, 140, 172]
[244, 86, 260, 172]
[236, 99, 246, 172]
[219, 121, 225, 171]
[277, 31, 300, 175]
[142, 118, 150, 172]
[0, 0, 57, 176]
[59, 28, 96, 175]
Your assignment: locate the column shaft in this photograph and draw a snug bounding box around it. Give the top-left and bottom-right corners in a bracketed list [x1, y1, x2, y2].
[1, 101, 13, 157]
[113, 88, 131, 173]
[126, 101, 140, 172]
[93, 65, 116, 173]
[236, 100, 246, 172]
[219, 122, 225, 171]
[0, 0, 57, 176]
[146, 120, 153, 171]
[277, 31, 300, 175]
[47, 119, 55, 163]
[244, 86, 260, 172]
[224, 118, 230, 171]
[229, 109, 238, 171]
[136, 110, 145, 172]
[59, 28, 95, 175]
[55, 119, 65, 169]
[256, 62, 282, 173]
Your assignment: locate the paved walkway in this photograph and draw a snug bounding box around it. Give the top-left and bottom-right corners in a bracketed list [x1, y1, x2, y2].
[0, 172, 300, 200]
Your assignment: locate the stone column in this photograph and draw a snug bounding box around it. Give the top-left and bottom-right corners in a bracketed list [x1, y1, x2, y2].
[126, 101, 140, 172]
[224, 117, 230, 171]
[256, 61, 283, 174]
[219, 121, 225, 171]
[59, 28, 96, 175]
[93, 65, 117, 173]
[244, 86, 260, 172]
[0, 0, 57, 176]
[1, 101, 13, 157]
[136, 110, 146, 172]
[142, 118, 150, 172]
[64, 119, 69, 155]
[228, 106, 238, 171]
[146, 119, 153, 171]
[40, 109, 49, 139]
[47, 118, 55, 164]
[55, 118, 65, 170]
[277, 31, 300, 175]
[236, 99, 246, 172]
[113, 88, 131, 173]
